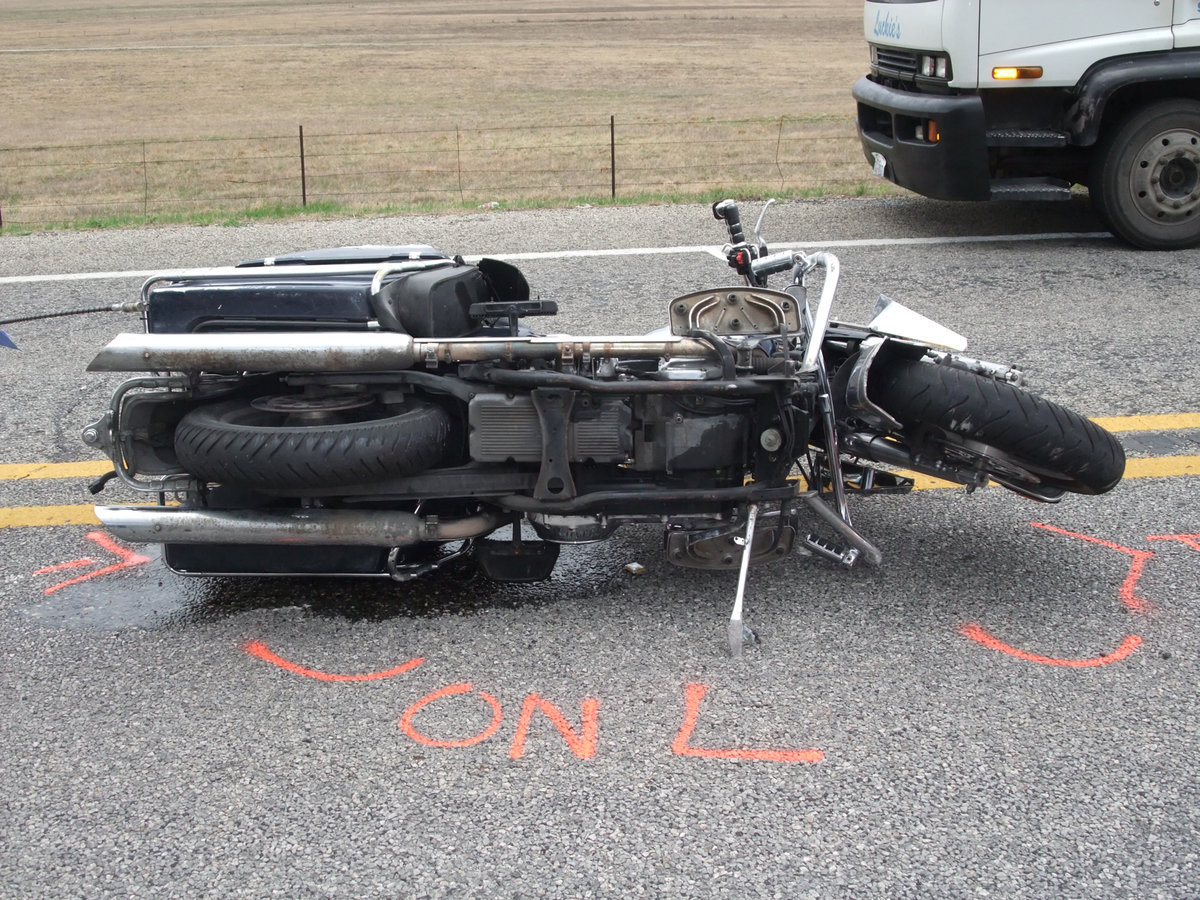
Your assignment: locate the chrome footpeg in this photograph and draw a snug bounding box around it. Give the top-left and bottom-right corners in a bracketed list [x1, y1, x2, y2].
[803, 534, 859, 567]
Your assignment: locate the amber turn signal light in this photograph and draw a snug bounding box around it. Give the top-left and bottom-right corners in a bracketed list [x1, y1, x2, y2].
[992, 66, 1043, 80]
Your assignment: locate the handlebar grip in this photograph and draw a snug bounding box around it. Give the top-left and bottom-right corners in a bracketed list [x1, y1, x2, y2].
[712, 199, 746, 244]
[750, 252, 796, 280]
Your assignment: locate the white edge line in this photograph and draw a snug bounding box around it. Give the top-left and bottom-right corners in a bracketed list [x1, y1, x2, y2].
[0, 232, 1112, 285]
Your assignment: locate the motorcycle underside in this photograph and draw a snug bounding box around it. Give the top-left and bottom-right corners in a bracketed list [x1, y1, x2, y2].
[93, 369, 917, 582]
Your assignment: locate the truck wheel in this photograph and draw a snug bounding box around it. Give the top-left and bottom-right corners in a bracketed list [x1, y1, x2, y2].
[1091, 99, 1200, 250]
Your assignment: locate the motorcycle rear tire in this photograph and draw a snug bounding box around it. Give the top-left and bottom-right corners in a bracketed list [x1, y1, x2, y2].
[867, 358, 1124, 495]
[174, 397, 450, 490]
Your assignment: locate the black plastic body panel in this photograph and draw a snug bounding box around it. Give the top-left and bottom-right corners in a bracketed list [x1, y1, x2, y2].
[377, 265, 492, 338]
[854, 75, 991, 200]
[149, 244, 459, 335]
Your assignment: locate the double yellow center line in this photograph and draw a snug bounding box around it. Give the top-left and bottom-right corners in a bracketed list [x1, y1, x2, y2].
[2, 415, 1197, 529]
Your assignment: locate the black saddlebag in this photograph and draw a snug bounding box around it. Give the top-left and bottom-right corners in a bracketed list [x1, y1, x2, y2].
[147, 272, 379, 334]
[146, 244, 453, 335]
[145, 247, 527, 339]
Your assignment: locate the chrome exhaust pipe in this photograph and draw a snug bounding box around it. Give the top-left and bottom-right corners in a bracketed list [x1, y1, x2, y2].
[87, 332, 417, 374]
[87, 331, 719, 374]
[95, 506, 504, 547]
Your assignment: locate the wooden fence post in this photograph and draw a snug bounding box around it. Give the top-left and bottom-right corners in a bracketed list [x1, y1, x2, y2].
[610, 115, 616, 199]
[299, 125, 307, 207]
[142, 141, 148, 217]
[456, 127, 464, 204]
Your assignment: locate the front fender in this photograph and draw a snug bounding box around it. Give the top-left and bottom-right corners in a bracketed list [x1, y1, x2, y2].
[866, 295, 967, 351]
[1067, 48, 1200, 145]
[836, 296, 966, 431]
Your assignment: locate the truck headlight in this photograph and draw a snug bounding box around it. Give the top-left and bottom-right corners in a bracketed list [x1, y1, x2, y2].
[919, 54, 951, 80]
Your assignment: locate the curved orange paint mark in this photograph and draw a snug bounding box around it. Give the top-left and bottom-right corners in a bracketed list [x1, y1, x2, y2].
[1031, 522, 1154, 613]
[671, 683, 823, 763]
[960, 624, 1142, 667]
[1148, 533, 1200, 553]
[400, 682, 503, 749]
[509, 693, 599, 760]
[243, 640, 424, 682]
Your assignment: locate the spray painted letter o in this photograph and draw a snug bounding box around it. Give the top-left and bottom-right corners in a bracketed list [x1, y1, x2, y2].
[400, 682, 503, 748]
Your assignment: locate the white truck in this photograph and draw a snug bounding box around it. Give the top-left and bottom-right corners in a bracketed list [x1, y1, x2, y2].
[853, 0, 1200, 249]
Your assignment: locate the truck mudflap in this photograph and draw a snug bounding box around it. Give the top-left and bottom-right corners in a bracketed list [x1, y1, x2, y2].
[852, 76, 991, 201]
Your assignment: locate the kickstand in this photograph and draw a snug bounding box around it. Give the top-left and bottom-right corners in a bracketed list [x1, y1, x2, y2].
[727, 503, 759, 659]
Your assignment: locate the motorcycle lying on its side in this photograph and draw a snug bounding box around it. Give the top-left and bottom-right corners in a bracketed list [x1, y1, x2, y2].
[81, 200, 1124, 651]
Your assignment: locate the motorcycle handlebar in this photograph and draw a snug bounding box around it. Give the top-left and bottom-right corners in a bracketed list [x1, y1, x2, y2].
[750, 251, 797, 280]
[712, 199, 746, 244]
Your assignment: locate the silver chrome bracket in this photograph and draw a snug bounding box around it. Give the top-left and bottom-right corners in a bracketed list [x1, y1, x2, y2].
[387, 540, 475, 582]
[104, 376, 197, 493]
[728, 504, 759, 659]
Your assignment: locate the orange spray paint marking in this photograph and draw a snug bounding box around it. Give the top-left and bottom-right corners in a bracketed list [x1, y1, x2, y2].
[33, 557, 96, 574]
[243, 640, 424, 682]
[960, 625, 1142, 667]
[960, 523, 1153, 667]
[508, 693, 600, 760]
[36, 531, 149, 595]
[1030, 522, 1154, 613]
[670, 683, 823, 763]
[1148, 533, 1200, 553]
[400, 682, 503, 749]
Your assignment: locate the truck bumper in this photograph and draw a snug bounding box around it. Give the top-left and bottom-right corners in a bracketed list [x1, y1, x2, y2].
[852, 76, 990, 201]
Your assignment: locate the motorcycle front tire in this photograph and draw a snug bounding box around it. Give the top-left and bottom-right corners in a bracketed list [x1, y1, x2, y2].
[174, 396, 451, 491]
[867, 358, 1125, 496]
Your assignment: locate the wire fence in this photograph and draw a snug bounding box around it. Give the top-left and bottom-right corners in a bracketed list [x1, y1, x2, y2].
[0, 115, 865, 227]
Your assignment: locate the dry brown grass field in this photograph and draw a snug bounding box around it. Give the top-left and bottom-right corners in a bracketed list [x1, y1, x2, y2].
[0, 0, 884, 225]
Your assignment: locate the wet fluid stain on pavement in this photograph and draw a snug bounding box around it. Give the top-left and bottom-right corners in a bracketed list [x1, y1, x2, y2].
[19, 533, 649, 632]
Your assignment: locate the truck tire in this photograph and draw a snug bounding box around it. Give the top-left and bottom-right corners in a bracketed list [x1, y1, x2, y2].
[868, 358, 1125, 496]
[1091, 99, 1200, 250]
[175, 396, 450, 491]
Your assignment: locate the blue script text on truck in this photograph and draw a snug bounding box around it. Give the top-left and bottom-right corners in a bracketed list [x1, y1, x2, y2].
[853, 0, 1200, 250]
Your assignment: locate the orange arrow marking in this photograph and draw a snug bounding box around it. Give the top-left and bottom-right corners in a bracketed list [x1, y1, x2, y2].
[33, 531, 149, 595]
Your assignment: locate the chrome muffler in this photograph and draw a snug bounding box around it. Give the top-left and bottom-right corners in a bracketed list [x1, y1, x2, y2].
[87, 332, 417, 374]
[95, 506, 504, 546]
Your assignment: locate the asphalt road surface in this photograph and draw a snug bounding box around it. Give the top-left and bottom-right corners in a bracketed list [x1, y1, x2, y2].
[1, 197, 1198, 899]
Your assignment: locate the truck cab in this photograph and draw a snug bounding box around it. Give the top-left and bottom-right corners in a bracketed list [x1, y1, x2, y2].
[853, 0, 1200, 248]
